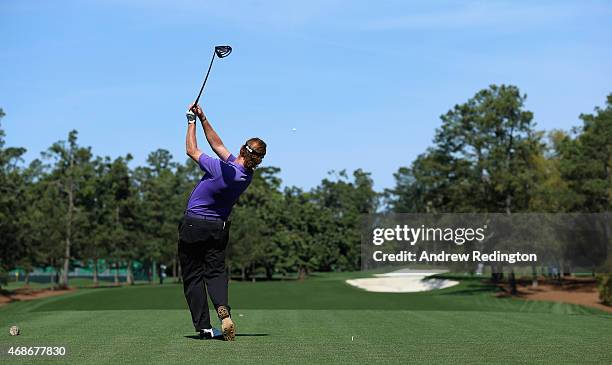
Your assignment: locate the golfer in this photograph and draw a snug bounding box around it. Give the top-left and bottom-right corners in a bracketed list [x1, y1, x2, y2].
[179, 103, 266, 341]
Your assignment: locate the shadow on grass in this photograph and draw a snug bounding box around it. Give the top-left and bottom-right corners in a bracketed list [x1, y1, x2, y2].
[439, 282, 499, 296]
[184, 335, 223, 341]
[236, 334, 269, 337]
[430, 274, 487, 281]
[184, 334, 269, 341]
[230, 277, 297, 282]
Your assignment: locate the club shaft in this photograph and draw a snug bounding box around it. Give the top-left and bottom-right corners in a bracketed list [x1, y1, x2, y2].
[194, 50, 217, 106]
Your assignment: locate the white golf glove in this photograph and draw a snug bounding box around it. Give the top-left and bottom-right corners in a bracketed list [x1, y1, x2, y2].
[186, 110, 196, 124]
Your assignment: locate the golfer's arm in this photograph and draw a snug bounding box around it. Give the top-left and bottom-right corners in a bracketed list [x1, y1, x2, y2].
[201, 118, 231, 161]
[186, 123, 202, 162]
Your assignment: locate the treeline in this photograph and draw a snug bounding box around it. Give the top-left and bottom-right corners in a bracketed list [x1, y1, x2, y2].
[0, 110, 377, 286]
[1, 84, 610, 287]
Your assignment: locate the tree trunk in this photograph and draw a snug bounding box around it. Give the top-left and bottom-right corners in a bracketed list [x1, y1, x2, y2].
[505, 195, 512, 215]
[298, 266, 306, 281]
[172, 259, 177, 282]
[490, 264, 498, 282]
[62, 157, 75, 289]
[177, 262, 182, 283]
[603, 211, 610, 261]
[114, 262, 119, 285]
[146, 262, 151, 283]
[509, 270, 517, 295]
[50, 263, 58, 289]
[93, 258, 99, 287]
[54, 268, 60, 290]
[531, 263, 538, 287]
[24, 272, 30, 287]
[62, 227, 71, 288]
[265, 266, 273, 281]
[152, 261, 157, 285]
[126, 260, 134, 285]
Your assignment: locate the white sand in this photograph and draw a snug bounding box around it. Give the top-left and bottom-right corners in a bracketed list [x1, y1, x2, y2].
[345, 269, 459, 293]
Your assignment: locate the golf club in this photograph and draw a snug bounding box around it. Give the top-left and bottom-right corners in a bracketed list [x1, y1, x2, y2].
[193, 45, 232, 107]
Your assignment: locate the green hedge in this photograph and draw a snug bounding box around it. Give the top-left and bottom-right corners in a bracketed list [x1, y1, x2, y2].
[597, 274, 612, 306]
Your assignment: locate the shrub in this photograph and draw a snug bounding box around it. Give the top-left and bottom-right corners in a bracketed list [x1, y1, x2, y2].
[596, 274, 612, 306]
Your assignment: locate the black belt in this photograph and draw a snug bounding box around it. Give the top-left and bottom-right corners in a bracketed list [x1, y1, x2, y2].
[185, 211, 226, 223]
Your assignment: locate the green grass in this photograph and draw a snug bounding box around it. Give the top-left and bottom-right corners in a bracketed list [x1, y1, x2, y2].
[1, 272, 611, 364]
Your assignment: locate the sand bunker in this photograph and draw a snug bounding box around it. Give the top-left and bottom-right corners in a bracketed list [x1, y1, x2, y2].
[346, 269, 459, 293]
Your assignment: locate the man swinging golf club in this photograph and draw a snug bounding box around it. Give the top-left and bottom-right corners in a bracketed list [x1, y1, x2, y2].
[179, 103, 266, 340]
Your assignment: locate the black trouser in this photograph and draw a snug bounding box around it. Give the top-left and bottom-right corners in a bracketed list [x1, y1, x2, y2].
[178, 215, 231, 331]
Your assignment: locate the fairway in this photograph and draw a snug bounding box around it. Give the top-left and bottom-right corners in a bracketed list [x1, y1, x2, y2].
[2, 274, 611, 364]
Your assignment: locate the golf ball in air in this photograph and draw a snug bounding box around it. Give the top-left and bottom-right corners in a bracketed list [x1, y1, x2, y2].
[292, 128, 297, 132]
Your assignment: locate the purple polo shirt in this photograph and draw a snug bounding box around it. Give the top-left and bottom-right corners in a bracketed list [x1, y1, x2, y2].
[186, 153, 252, 220]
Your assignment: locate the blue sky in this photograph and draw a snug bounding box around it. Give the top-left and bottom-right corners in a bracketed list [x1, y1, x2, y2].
[1, 0, 611, 191]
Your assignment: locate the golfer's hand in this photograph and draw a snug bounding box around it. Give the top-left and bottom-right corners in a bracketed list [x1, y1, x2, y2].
[186, 110, 196, 123]
[189, 104, 205, 121]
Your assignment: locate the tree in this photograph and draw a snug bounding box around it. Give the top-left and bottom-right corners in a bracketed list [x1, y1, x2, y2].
[389, 85, 545, 214]
[557, 94, 612, 212]
[276, 187, 320, 279]
[311, 169, 378, 271]
[43, 131, 94, 288]
[228, 166, 284, 280]
[386, 85, 546, 287]
[556, 94, 612, 272]
[134, 149, 182, 283]
[14, 159, 50, 286]
[0, 108, 29, 282]
[527, 130, 576, 212]
[82, 155, 138, 285]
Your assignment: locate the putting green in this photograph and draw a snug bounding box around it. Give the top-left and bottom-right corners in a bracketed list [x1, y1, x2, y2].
[1, 274, 611, 364]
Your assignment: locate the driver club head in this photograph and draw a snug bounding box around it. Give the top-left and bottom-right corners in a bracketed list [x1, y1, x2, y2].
[214, 45, 232, 58]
